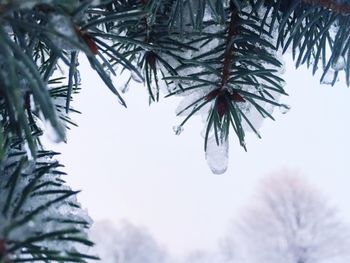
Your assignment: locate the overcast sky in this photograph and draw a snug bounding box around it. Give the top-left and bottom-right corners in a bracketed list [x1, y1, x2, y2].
[48, 55, 350, 257]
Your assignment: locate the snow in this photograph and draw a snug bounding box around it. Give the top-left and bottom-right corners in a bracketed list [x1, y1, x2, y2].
[41, 116, 66, 143]
[48, 14, 79, 51]
[0, 149, 93, 260]
[175, 89, 212, 117]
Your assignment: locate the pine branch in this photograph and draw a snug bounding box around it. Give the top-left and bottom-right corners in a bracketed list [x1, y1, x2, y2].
[303, 0, 350, 15]
[0, 150, 98, 262]
[220, 3, 240, 89]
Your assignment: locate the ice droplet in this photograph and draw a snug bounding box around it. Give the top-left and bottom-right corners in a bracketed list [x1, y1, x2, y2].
[173, 125, 183, 135]
[28, 220, 35, 228]
[205, 136, 229, 175]
[279, 104, 291, 114]
[321, 70, 336, 85]
[332, 56, 346, 71]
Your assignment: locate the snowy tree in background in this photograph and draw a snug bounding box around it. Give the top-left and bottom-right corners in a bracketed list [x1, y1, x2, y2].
[231, 173, 350, 263]
[182, 250, 228, 263]
[1, 0, 350, 260]
[89, 175, 350, 263]
[90, 220, 231, 263]
[90, 221, 170, 263]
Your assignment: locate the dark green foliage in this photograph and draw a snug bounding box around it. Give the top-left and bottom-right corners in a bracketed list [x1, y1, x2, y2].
[0, 150, 98, 262]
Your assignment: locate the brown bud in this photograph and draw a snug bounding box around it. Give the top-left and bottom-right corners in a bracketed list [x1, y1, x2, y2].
[145, 51, 157, 71]
[82, 34, 98, 55]
[216, 93, 227, 118]
[231, 91, 245, 102]
[75, 27, 98, 55]
[205, 88, 221, 101]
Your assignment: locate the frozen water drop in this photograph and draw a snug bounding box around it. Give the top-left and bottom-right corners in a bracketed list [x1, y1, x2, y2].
[28, 220, 35, 228]
[205, 136, 229, 175]
[279, 104, 291, 114]
[173, 125, 183, 135]
[332, 56, 346, 71]
[321, 70, 336, 85]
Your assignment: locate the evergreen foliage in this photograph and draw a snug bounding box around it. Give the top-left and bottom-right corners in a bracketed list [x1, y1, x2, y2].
[0, 0, 349, 261]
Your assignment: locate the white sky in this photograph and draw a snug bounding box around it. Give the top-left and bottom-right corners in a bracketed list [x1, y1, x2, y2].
[49, 56, 350, 257]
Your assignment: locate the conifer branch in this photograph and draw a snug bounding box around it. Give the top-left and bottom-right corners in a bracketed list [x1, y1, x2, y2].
[302, 0, 350, 15]
[220, 3, 239, 89]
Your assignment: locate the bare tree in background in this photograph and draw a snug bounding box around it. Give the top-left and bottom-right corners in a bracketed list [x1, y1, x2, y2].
[228, 173, 350, 263]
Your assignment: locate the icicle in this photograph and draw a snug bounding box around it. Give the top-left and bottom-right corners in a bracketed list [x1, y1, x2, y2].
[205, 136, 229, 175]
[321, 70, 336, 85]
[332, 56, 346, 71]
